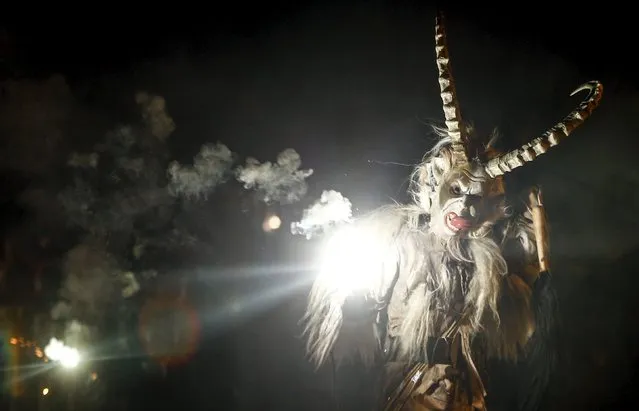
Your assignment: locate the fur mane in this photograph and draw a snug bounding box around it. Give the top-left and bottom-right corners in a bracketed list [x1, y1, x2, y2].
[302, 125, 538, 369]
[408, 123, 501, 214]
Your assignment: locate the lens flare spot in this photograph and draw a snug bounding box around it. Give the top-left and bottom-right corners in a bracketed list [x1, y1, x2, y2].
[138, 295, 200, 367]
[263, 214, 282, 232]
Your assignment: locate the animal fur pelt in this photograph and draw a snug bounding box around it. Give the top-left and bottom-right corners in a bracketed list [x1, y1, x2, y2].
[301, 198, 557, 410]
[302, 197, 541, 365]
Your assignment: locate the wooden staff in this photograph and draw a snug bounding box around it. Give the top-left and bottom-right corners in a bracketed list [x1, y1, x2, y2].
[529, 186, 550, 273]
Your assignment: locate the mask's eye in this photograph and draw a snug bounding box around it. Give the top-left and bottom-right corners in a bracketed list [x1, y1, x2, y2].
[450, 183, 462, 196]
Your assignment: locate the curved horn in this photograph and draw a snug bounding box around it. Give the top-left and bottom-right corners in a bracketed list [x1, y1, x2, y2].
[484, 81, 603, 178]
[435, 13, 468, 166]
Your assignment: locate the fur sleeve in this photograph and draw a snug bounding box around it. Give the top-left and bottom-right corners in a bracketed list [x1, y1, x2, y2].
[301, 205, 407, 369]
[488, 273, 536, 361]
[488, 196, 558, 411]
[487, 210, 541, 360]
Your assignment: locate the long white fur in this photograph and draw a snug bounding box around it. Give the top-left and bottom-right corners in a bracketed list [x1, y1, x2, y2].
[302, 129, 540, 369]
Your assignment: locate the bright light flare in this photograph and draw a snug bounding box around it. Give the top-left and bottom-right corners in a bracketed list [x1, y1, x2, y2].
[44, 338, 81, 369]
[262, 214, 282, 232]
[317, 224, 394, 297]
[42, 388, 49, 396]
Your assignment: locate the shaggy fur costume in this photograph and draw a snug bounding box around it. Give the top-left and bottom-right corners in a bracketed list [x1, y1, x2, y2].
[302, 12, 603, 411]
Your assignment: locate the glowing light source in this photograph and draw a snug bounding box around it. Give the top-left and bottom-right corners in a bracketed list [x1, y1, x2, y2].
[42, 388, 49, 396]
[44, 338, 81, 369]
[316, 224, 396, 297]
[262, 214, 282, 232]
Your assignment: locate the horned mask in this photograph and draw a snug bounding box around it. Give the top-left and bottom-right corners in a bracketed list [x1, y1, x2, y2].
[421, 13, 603, 238]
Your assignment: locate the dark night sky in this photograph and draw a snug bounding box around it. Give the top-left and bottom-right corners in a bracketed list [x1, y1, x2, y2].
[4, 3, 637, 84]
[1, 2, 639, 410]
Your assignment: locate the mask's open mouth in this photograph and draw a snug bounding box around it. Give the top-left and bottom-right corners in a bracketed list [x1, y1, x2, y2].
[445, 212, 472, 232]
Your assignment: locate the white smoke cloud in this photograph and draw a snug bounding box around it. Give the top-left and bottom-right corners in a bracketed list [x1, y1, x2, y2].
[52, 243, 146, 347]
[291, 189, 353, 239]
[236, 148, 313, 204]
[40, 90, 183, 358]
[167, 142, 235, 200]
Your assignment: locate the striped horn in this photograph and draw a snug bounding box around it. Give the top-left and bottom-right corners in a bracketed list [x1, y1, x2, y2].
[484, 81, 603, 178]
[435, 13, 468, 166]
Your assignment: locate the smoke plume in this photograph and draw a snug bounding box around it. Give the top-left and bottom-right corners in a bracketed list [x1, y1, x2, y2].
[291, 189, 353, 239]
[51, 243, 124, 346]
[51, 91, 183, 351]
[167, 142, 235, 200]
[236, 148, 313, 205]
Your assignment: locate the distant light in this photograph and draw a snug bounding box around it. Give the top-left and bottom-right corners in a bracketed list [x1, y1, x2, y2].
[90, 372, 98, 381]
[267, 215, 282, 230]
[42, 388, 49, 396]
[262, 215, 282, 232]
